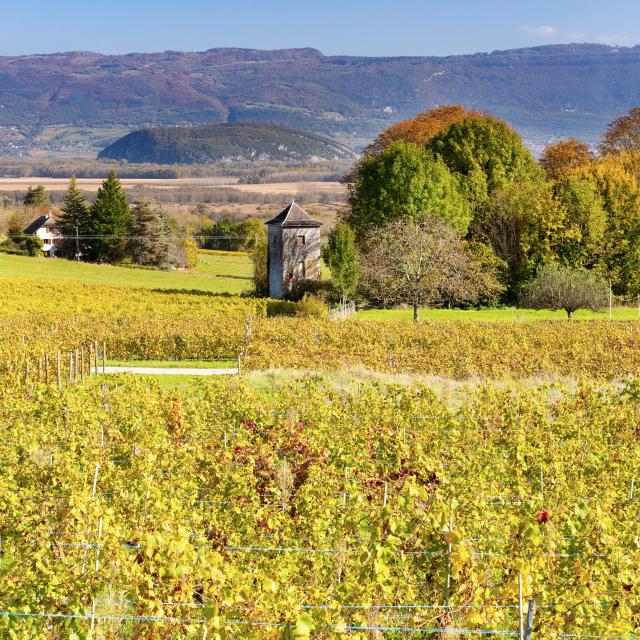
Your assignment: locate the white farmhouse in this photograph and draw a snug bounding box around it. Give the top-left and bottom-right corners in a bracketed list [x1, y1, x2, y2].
[24, 214, 63, 257]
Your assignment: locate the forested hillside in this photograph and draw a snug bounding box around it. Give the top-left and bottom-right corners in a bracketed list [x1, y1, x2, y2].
[98, 124, 357, 164]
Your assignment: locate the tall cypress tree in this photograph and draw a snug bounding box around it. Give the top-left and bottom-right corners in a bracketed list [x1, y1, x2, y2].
[58, 177, 89, 260]
[89, 171, 131, 262]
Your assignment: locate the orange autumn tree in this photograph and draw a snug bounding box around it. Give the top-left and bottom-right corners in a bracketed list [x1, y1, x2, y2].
[600, 107, 640, 155]
[365, 105, 485, 156]
[540, 139, 594, 181]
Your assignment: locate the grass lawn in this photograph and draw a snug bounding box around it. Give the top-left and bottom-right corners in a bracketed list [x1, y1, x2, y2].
[195, 252, 253, 280]
[357, 306, 640, 322]
[0, 251, 253, 294]
[106, 359, 237, 369]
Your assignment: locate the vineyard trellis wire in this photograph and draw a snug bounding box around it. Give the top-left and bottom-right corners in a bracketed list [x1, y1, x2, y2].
[3, 352, 640, 637]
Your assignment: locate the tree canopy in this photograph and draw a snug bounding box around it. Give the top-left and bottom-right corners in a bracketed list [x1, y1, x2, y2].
[126, 199, 172, 266]
[346, 141, 470, 239]
[23, 185, 50, 209]
[364, 105, 484, 156]
[359, 216, 502, 321]
[321, 223, 359, 303]
[427, 117, 544, 213]
[58, 178, 89, 260]
[600, 107, 640, 156]
[521, 263, 609, 319]
[341, 106, 640, 307]
[540, 139, 594, 181]
[87, 171, 131, 262]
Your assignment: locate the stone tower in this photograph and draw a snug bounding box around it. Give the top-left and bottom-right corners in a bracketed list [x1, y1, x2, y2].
[266, 200, 322, 299]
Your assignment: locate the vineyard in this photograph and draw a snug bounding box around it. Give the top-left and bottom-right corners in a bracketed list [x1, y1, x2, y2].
[2, 375, 640, 638]
[5, 278, 640, 380]
[3, 276, 640, 638]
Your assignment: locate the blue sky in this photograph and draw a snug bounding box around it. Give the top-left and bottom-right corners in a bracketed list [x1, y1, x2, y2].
[3, 0, 640, 57]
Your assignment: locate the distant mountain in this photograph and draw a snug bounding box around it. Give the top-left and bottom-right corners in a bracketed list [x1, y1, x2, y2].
[1, 44, 640, 152]
[98, 123, 357, 164]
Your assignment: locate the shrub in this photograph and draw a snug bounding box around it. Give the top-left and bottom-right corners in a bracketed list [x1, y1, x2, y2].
[266, 299, 298, 317]
[296, 293, 328, 318]
[520, 263, 609, 318]
[23, 236, 44, 256]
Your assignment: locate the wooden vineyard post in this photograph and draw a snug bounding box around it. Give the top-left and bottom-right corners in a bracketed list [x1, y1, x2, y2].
[445, 512, 453, 611]
[102, 342, 106, 374]
[56, 352, 61, 389]
[38, 357, 42, 383]
[95, 517, 103, 571]
[45, 353, 49, 384]
[237, 354, 241, 375]
[94, 341, 99, 375]
[518, 574, 524, 640]
[524, 598, 535, 640]
[80, 347, 85, 381]
[69, 352, 73, 383]
[92, 463, 100, 498]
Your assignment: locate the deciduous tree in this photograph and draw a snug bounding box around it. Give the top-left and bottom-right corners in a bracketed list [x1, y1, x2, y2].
[540, 139, 594, 181]
[552, 174, 606, 268]
[359, 216, 502, 322]
[474, 182, 564, 298]
[364, 105, 484, 156]
[428, 117, 544, 216]
[575, 158, 640, 294]
[600, 107, 640, 155]
[345, 141, 470, 240]
[250, 234, 269, 296]
[521, 263, 609, 319]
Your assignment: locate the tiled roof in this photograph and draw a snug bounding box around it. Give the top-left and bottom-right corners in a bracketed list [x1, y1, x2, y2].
[266, 200, 322, 228]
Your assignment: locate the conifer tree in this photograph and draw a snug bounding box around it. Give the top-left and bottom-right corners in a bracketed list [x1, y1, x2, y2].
[58, 177, 89, 260]
[23, 185, 50, 208]
[126, 199, 171, 266]
[89, 171, 131, 262]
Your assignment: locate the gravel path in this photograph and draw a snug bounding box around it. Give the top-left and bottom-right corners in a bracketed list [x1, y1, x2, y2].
[103, 366, 238, 376]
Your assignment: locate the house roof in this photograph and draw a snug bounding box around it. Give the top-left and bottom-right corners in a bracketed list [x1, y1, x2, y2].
[24, 214, 54, 235]
[266, 200, 322, 228]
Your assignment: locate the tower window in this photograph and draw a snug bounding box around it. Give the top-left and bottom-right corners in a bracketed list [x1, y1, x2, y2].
[297, 234, 306, 246]
[298, 260, 306, 277]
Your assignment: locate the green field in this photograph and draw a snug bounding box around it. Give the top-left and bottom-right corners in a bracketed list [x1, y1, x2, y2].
[106, 358, 236, 369]
[357, 305, 640, 321]
[0, 251, 253, 294]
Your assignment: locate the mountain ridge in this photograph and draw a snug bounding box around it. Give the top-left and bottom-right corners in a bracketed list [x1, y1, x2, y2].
[1, 43, 640, 153]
